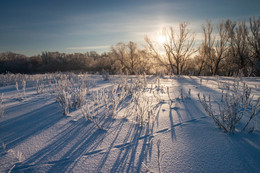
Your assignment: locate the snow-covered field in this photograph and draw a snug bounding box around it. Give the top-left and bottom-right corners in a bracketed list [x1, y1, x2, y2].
[0, 74, 260, 173]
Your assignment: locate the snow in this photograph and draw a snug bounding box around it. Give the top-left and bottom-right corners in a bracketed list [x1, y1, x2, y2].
[0, 75, 260, 173]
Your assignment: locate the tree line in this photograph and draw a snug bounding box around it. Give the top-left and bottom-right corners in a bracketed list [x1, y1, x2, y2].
[1, 17, 259, 76]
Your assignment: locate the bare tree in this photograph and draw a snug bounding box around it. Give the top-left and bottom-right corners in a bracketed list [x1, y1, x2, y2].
[201, 21, 216, 74]
[227, 20, 251, 73]
[248, 16, 260, 75]
[200, 20, 229, 75]
[145, 22, 196, 75]
[214, 21, 230, 75]
[111, 41, 147, 74]
[248, 17, 260, 60]
[196, 45, 207, 75]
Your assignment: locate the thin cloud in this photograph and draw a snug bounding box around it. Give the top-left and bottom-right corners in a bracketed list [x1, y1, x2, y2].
[67, 45, 110, 50]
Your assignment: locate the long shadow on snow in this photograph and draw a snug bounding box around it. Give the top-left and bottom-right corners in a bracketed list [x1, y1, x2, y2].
[3, 96, 50, 117]
[62, 117, 120, 172]
[110, 123, 154, 173]
[47, 116, 117, 173]
[167, 76, 214, 142]
[169, 108, 177, 142]
[12, 117, 92, 172]
[177, 76, 200, 86]
[182, 97, 208, 120]
[224, 132, 260, 172]
[95, 118, 127, 172]
[135, 125, 154, 173]
[47, 127, 107, 172]
[55, 116, 118, 172]
[12, 116, 113, 172]
[0, 102, 63, 149]
[176, 76, 223, 104]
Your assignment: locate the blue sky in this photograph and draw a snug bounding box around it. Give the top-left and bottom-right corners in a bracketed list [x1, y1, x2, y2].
[0, 0, 259, 56]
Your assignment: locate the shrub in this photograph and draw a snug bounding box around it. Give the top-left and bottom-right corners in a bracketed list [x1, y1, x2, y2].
[70, 87, 87, 109]
[198, 80, 260, 133]
[56, 89, 70, 116]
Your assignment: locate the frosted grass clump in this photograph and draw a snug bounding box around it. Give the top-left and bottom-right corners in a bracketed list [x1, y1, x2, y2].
[56, 89, 70, 116]
[198, 80, 260, 134]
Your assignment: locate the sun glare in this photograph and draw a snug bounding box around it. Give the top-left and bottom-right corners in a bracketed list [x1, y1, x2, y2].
[157, 35, 167, 44]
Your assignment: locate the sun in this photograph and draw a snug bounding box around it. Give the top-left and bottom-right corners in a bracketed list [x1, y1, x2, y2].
[157, 34, 167, 44]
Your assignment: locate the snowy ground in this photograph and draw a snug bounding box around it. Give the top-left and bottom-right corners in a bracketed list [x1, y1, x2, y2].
[0, 75, 260, 173]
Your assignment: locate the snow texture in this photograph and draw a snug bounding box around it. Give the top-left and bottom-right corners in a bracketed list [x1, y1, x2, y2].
[0, 75, 260, 173]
